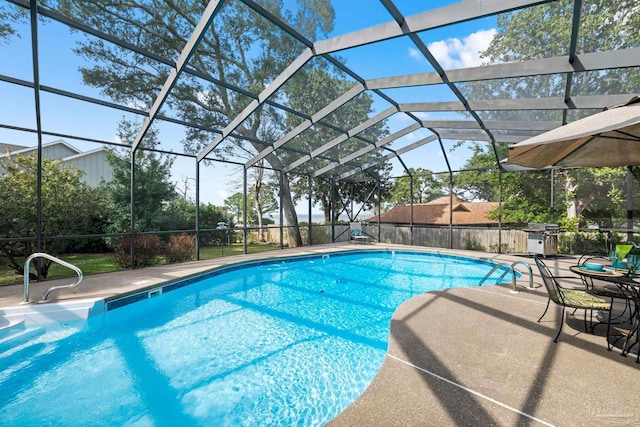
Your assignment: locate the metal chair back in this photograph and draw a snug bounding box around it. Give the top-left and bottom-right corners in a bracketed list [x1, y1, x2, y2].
[534, 257, 563, 305]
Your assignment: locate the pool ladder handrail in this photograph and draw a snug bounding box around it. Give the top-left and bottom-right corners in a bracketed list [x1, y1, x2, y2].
[479, 261, 533, 292]
[23, 252, 83, 303]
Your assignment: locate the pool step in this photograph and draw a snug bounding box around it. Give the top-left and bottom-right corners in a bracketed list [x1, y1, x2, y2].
[0, 317, 25, 336]
[0, 319, 45, 349]
[0, 298, 106, 326]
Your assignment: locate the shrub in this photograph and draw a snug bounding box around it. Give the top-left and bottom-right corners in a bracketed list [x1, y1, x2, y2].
[559, 216, 579, 232]
[299, 223, 331, 245]
[465, 236, 485, 251]
[489, 243, 512, 253]
[166, 233, 196, 263]
[112, 234, 165, 268]
[558, 231, 608, 255]
[199, 228, 234, 246]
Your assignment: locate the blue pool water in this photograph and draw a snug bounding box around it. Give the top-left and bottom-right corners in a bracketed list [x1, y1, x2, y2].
[0, 250, 509, 426]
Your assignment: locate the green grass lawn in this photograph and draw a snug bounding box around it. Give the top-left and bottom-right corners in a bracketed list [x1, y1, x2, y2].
[0, 243, 284, 287]
[199, 243, 282, 259]
[0, 253, 122, 287]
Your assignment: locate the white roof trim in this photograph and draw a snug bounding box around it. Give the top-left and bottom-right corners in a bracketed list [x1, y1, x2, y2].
[61, 147, 110, 162]
[0, 139, 81, 159]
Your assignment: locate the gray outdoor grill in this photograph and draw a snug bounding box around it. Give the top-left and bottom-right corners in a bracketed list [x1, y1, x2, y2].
[524, 223, 560, 257]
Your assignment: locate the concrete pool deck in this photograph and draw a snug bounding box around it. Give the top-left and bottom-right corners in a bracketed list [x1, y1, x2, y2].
[1, 243, 639, 426]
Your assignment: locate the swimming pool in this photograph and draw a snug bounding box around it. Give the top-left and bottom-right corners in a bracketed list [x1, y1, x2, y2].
[0, 250, 510, 426]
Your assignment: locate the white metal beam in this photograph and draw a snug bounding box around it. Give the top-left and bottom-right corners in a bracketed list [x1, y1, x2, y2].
[337, 135, 439, 180]
[366, 48, 640, 90]
[245, 83, 365, 168]
[313, 0, 558, 55]
[421, 120, 561, 131]
[310, 122, 423, 178]
[399, 94, 634, 112]
[281, 106, 398, 173]
[132, 0, 224, 152]
[196, 48, 314, 162]
[438, 131, 531, 143]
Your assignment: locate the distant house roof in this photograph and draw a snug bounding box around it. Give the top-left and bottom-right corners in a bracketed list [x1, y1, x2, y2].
[0, 140, 112, 187]
[368, 197, 501, 226]
[0, 143, 27, 154]
[0, 139, 81, 159]
[62, 146, 108, 162]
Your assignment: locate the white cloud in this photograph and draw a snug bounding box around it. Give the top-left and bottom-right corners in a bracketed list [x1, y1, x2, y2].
[217, 189, 229, 201]
[425, 28, 497, 70]
[414, 112, 433, 120]
[408, 47, 423, 61]
[405, 131, 418, 141]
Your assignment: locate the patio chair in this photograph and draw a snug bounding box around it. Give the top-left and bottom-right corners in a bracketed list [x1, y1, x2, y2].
[349, 222, 373, 244]
[534, 257, 612, 342]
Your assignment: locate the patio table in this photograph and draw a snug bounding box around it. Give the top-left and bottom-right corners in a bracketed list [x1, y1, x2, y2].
[570, 265, 640, 362]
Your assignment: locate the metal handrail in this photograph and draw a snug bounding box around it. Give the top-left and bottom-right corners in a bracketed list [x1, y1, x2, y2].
[479, 260, 533, 292]
[494, 261, 534, 290]
[512, 261, 534, 289]
[479, 263, 512, 288]
[23, 253, 83, 303]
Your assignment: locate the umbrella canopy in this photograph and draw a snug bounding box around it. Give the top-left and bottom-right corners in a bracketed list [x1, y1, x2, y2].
[507, 97, 640, 168]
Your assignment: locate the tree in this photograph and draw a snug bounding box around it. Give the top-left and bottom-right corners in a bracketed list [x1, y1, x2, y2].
[0, 155, 109, 278]
[175, 175, 196, 200]
[562, 168, 628, 226]
[224, 192, 257, 225]
[458, 0, 640, 224]
[0, 2, 22, 43]
[498, 170, 557, 225]
[249, 162, 279, 241]
[162, 199, 231, 245]
[453, 142, 557, 224]
[55, 0, 343, 248]
[387, 168, 445, 207]
[292, 167, 392, 224]
[103, 119, 178, 232]
[454, 147, 629, 226]
[280, 65, 391, 222]
[452, 143, 502, 202]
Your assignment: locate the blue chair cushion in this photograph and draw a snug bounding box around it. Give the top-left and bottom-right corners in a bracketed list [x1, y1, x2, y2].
[351, 229, 362, 236]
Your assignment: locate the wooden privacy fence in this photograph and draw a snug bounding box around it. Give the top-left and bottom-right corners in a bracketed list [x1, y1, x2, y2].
[366, 225, 529, 253]
[237, 224, 627, 255]
[265, 224, 529, 253]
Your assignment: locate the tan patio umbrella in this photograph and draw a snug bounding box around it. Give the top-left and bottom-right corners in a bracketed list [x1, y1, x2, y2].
[507, 96, 640, 168]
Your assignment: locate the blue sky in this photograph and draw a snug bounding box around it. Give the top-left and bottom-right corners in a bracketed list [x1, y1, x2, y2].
[0, 0, 497, 211]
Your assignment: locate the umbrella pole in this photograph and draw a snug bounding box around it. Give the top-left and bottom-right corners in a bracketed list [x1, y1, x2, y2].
[550, 170, 555, 223]
[627, 167, 634, 243]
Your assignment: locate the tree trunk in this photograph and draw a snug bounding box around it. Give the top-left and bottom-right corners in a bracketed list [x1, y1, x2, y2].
[565, 176, 578, 219]
[254, 166, 266, 242]
[241, 136, 302, 247]
[280, 174, 303, 247]
[565, 173, 596, 220]
[262, 155, 301, 247]
[256, 199, 265, 242]
[322, 198, 331, 224]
